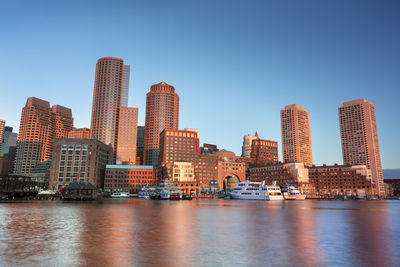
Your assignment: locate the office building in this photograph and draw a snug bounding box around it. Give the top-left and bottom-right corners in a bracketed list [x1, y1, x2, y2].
[250, 137, 279, 166]
[48, 138, 113, 190]
[0, 119, 5, 144]
[144, 82, 179, 165]
[281, 104, 313, 166]
[14, 97, 73, 175]
[0, 126, 18, 160]
[242, 132, 258, 158]
[68, 128, 90, 139]
[116, 107, 138, 164]
[136, 126, 145, 165]
[339, 99, 385, 197]
[121, 65, 130, 107]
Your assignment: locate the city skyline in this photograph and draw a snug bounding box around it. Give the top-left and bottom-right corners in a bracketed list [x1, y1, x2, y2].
[1, 1, 399, 169]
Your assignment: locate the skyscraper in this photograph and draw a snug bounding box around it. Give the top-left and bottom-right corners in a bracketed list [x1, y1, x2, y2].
[144, 82, 179, 166]
[339, 99, 385, 197]
[121, 65, 130, 107]
[90, 57, 136, 163]
[116, 107, 138, 164]
[90, 57, 124, 149]
[14, 97, 73, 174]
[281, 104, 313, 166]
[0, 119, 5, 144]
[0, 126, 18, 160]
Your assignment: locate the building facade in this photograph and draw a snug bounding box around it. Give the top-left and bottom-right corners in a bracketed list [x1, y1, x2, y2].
[0, 119, 5, 144]
[242, 132, 258, 158]
[250, 138, 279, 167]
[248, 162, 315, 195]
[308, 165, 376, 197]
[281, 104, 313, 166]
[48, 138, 113, 190]
[90, 57, 125, 150]
[68, 128, 91, 139]
[144, 82, 179, 166]
[104, 165, 153, 193]
[158, 129, 247, 192]
[0, 126, 18, 160]
[339, 99, 385, 197]
[14, 97, 73, 175]
[121, 65, 130, 107]
[136, 126, 145, 165]
[116, 107, 138, 164]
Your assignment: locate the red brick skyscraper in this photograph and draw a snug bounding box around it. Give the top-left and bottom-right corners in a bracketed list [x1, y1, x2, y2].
[14, 97, 73, 174]
[144, 82, 179, 165]
[281, 104, 313, 166]
[90, 57, 124, 149]
[339, 99, 385, 197]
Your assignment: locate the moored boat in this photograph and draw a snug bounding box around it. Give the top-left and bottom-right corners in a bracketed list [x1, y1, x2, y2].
[110, 191, 130, 198]
[229, 181, 284, 200]
[283, 185, 306, 200]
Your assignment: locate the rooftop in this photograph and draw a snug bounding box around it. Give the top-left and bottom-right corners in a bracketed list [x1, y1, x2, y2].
[106, 165, 153, 170]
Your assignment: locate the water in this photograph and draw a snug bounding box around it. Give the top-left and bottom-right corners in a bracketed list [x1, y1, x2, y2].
[0, 199, 399, 267]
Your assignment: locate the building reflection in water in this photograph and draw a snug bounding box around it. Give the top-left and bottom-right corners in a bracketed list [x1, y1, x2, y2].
[281, 200, 322, 267]
[348, 201, 397, 267]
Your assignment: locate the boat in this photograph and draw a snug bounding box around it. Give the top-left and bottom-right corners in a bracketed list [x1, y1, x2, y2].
[110, 191, 130, 198]
[158, 182, 182, 200]
[283, 185, 306, 200]
[229, 181, 284, 200]
[138, 185, 156, 199]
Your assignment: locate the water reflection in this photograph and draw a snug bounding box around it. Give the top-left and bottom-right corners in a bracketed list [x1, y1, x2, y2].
[0, 200, 399, 266]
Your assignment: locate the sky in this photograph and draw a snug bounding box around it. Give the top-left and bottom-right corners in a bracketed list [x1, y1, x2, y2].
[0, 0, 399, 168]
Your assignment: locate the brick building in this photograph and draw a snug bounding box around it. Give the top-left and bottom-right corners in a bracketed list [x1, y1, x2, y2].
[68, 128, 90, 139]
[116, 107, 138, 164]
[158, 129, 247, 192]
[250, 138, 279, 167]
[48, 138, 113, 190]
[248, 162, 315, 195]
[104, 165, 153, 194]
[308, 164, 376, 197]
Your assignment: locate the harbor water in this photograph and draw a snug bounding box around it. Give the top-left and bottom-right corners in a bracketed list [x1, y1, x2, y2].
[0, 199, 399, 266]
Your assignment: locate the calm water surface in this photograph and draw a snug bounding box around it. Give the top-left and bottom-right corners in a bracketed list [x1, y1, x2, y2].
[0, 199, 399, 267]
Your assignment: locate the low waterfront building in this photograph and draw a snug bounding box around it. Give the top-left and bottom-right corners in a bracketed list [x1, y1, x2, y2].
[308, 164, 376, 197]
[0, 156, 14, 175]
[248, 162, 315, 195]
[48, 138, 113, 190]
[159, 161, 200, 195]
[384, 179, 400, 197]
[104, 165, 154, 193]
[29, 159, 52, 188]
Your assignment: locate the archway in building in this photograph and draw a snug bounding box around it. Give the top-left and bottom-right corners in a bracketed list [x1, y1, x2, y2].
[223, 175, 240, 192]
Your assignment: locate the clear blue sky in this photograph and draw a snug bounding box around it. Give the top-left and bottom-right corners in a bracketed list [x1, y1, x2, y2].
[1, 0, 399, 168]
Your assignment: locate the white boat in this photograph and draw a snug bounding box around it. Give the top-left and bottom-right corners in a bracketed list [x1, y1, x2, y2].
[158, 182, 182, 200]
[110, 191, 130, 198]
[283, 185, 306, 200]
[229, 181, 284, 200]
[138, 186, 156, 199]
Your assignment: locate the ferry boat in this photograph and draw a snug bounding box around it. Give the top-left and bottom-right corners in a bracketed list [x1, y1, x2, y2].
[110, 191, 130, 198]
[229, 181, 284, 200]
[138, 186, 156, 199]
[283, 185, 306, 200]
[158, 182, 182, 200]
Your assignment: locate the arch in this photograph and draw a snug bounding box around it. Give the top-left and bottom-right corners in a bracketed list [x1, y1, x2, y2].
[222, 173, 241, 192]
